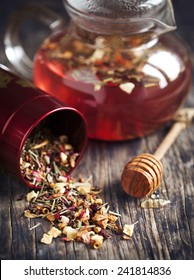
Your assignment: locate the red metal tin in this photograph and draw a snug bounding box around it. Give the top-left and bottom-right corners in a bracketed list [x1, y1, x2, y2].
[0, 64, 88, 187]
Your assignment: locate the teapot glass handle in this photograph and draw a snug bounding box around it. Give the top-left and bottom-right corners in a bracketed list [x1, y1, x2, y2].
[4, 4, 65, 80]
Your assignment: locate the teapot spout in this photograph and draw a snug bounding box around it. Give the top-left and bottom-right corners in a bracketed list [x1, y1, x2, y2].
[128, 0, 177, 36]
[124, 0, 177, 36]
[148, 0, 177, 35]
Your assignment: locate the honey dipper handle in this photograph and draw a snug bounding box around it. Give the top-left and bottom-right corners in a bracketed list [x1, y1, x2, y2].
[154, 122, 187, 160]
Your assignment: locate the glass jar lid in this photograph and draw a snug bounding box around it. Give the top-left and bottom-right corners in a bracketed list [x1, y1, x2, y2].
[63, 0, 176, 35]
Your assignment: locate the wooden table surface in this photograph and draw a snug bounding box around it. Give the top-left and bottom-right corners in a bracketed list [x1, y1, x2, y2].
[0, 0, 194, 260]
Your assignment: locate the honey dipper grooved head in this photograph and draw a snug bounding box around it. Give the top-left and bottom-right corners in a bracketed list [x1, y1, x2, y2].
[121, 153, 163, 198]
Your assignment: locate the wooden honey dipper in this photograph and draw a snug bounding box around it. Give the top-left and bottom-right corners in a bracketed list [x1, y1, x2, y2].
[121, 108, 194, 198]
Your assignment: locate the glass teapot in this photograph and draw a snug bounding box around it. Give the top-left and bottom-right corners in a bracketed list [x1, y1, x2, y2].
[4, 0, 192, 141]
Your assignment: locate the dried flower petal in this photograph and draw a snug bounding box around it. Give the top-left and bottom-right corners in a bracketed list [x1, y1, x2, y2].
[24, 210, 40, 218]
[98, 229, 110, 239]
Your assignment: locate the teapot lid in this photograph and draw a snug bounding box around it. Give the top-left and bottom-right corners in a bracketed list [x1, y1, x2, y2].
[65, 0, 168, 19]
[64, 0, 176, 35]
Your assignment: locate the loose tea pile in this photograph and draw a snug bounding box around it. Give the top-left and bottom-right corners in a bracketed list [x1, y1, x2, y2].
[21, 129, 138, 249]
[24, 176, 137, 249]
[20, 128, 79, 188]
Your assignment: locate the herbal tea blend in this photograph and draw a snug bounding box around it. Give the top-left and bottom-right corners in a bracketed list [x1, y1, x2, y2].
[20, 128, 79, 188]
[34, 31, 191, 140]
[21, 127, 138, 249]
[24, 176, 138, 249]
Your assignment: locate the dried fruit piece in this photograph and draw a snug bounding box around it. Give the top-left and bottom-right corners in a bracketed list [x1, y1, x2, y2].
[140, 198, 170, 209]
[41, 234, 53, 245]
[91, 235, 104, 249]
[47, 226, 61, 238]
[63, 226, 78, 240]
[26, 190, 38, 202]
[119, 82, 135, 94]
[123, 222, 139, 239]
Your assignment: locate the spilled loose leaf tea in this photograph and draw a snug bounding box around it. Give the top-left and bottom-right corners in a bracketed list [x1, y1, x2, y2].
[24, 176, 137, 249]
[21, 127, 138, 249]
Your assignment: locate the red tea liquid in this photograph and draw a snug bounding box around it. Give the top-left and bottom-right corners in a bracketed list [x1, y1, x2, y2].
[33, 31, 191, 140]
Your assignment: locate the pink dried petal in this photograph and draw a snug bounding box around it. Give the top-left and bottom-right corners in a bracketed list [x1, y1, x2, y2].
[32, 171, 42, 182]
[54, 213, 61, 220]
[99, 229, 110, 239]
[61, 237, 73, 242]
